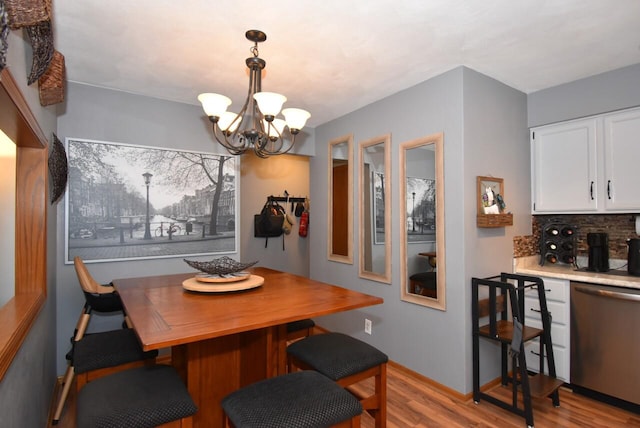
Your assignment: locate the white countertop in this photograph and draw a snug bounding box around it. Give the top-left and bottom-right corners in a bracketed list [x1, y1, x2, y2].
[514, 256, 640, 289]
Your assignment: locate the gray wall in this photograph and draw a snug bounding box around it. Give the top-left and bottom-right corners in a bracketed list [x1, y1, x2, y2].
[55, 82, 314, 373]
[55, 83, 234, 373]
[528, 63, 640, 127]
[462, 68, 531, 388]
[0, 31, 58, 427]
[310, 66, 530, 394]
[239, 152, 310, 277]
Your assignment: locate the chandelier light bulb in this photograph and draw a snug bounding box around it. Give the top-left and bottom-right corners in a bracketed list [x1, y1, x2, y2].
[282, 108, 311, 132]
[253, 92, 287, 118]
[264, 118, 287, 140]
[218, 111, 240, 133]
[198, 93, 231, 118]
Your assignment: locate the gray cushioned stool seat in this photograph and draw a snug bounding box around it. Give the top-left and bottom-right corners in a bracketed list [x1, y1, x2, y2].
[287, 333, 388, 380]
[286, 318, 316, 334]
[73, 328, 158, 374]
[77, 365, 197, 428]
[222, 370, 362, 428]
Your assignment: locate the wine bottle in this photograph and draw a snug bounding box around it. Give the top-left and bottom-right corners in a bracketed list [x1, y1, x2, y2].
[545, 253, 558, 264]
[561, 226, 575, 237]
[561, 254, 575, 264]
[561, 241, 574, 251]
[545, 226, 559, 236]
[545, 241, 558, 251]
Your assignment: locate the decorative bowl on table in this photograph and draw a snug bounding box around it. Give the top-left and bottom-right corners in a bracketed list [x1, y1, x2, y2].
[183, 256, 258, 276]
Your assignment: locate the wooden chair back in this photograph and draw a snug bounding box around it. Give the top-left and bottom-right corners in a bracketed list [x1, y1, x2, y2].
[74, 256, 115, 294]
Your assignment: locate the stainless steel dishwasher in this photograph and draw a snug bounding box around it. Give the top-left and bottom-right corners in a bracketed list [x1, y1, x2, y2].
[570, 281, 640, 406]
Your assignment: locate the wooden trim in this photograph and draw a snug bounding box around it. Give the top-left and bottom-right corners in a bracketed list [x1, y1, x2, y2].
[0, 69, 48, 146]
[0, 68, 48, 381]
[387, 360, 471, 401]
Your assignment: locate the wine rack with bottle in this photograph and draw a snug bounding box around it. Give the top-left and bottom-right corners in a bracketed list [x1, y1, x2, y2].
[539, 218, 577, 266]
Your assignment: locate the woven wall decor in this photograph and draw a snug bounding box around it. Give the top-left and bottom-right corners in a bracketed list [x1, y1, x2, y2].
[48, 133, 68, 204]
[4, 0, 51, 29]
[1, 0, 8, 72]
[26, 19, 53, 84]
[38, 49, 64, 106]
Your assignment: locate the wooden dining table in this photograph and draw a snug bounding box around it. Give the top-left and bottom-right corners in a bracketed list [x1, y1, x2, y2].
[112, 266, 383, 427]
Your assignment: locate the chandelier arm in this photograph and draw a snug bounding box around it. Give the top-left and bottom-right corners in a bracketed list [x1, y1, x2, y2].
[260, 131, 298, 156]
[211, 124, 247, 154]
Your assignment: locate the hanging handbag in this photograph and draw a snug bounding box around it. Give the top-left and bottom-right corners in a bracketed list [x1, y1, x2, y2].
[254, 199, 286, 248]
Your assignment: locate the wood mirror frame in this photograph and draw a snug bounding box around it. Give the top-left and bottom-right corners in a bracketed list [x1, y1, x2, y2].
[327, 134, 353, 264]
[399, 132, 445, 310]
[358, 134, 391, 283]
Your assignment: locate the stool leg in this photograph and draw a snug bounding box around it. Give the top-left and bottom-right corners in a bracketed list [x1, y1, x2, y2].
[52, 365, 75, 424]
[374, 363, 387, 428]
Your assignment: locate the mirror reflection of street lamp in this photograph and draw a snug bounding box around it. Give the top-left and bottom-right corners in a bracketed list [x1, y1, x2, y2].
[412, 192, 416, 232]
[142, 172, 153, 240]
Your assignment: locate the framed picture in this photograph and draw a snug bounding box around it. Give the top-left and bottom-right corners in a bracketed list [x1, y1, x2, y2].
[65, 138, 238, 263]
[477, 176, 505, 215]
[406, 177, 436, 243]
[372, 171, 386, 244]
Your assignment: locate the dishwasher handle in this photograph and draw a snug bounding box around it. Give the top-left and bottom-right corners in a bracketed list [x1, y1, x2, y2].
[574, 285, 640, 302]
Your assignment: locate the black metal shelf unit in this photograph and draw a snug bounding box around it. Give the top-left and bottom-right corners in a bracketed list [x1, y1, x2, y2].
[472, 273, 563, 427]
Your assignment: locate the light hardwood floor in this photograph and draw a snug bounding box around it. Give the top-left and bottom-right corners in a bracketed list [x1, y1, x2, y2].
[49, 360, 640, 428]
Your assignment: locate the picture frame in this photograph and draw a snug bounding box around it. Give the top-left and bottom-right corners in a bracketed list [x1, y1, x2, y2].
[476, 175, 513, 227]
[406, 176, 436, 243]
[64, 138, 238, 263]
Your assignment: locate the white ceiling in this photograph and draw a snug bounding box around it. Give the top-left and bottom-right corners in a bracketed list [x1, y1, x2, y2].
[52, 0, 640, 128]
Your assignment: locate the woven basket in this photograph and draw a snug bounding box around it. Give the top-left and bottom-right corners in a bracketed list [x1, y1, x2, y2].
[26, 19, 54, 84]
[48, 133, 68, 204]
[4, 0, 52, 29]
[1, 1, 9, 72]
[38, 50, 65, 106]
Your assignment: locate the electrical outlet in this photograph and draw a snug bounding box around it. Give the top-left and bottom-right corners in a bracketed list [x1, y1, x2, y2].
[364, 318, 372, 335]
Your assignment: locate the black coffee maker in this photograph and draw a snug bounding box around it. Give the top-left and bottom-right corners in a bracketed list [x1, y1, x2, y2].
[587, 232, 609, 272]
[628, 238, 640, 276]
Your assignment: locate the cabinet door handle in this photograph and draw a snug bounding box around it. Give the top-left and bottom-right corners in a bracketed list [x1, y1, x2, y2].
[607, 180, 612, 199]
[530, 308, 542, 313]
[590, 181, 594, 200]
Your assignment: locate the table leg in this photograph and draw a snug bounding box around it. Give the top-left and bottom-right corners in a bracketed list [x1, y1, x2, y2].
[172, 326, 282, 427]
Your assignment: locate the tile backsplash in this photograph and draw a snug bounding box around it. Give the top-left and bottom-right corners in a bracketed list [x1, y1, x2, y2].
[514, 214, 638, 260]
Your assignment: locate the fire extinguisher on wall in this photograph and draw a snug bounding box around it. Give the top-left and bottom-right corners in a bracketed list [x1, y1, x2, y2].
[299, 199, 309, 237]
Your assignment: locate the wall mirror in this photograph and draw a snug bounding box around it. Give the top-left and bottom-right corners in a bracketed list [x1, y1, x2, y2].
[359, 134, 391, 283]
[400, 132, 445, 310]
[328, 134, 353, 264]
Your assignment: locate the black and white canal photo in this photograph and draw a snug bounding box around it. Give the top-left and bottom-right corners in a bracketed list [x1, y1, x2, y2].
[64, 138, 238, 263]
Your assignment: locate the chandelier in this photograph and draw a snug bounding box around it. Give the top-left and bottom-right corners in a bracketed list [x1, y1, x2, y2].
[198, 30, 311, 158]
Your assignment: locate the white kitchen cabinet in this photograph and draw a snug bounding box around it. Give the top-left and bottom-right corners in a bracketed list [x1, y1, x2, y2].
[523, 276, 570, 382]
[531, 118, 597, 213]
[603, 108, 640, 211]
[531, 106, 640, 214]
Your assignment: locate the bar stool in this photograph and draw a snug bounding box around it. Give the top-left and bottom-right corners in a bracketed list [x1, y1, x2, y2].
[53, 329, 158, 424]
[53, 256, 159, 424]
[287, 332, 388, 428]
[222, 370, 362, 428]
[77, 364, 197, 427]
[286, 318, 316, 342]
